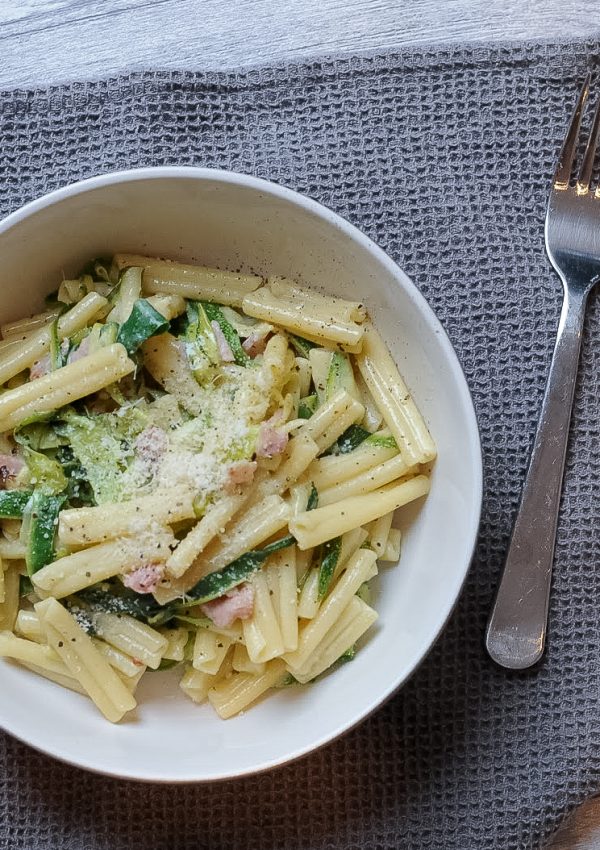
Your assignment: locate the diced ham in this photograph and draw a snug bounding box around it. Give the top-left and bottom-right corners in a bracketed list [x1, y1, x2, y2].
[225, 460, 257, 492]
[123, 563, 165, 594]
[211, 321, 235, 363]
[66, 336, 91, 364]
[30, 338, 72, 380]
[242, 331, 269, 358]
[134, 426, 168, 467]
[0, 454, 24, 489]
[201, 583, 255, 628]
[255, 418, 288, 458]
[30, 354, 51, 380]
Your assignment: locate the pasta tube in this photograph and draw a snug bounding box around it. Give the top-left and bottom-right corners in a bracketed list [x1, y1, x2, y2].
[266, 548, 298, 652]
[0, 566, 19, 630]
[366, 511, 395, 558]
[318, 453, 414, 506]
[297, 389, 364, 453]
[1, 306, 63, 339]
[242, 287, 365, 348]
[0, 538, 25, 560]
[289, 475, 430, 549]
[142, 333, 203, 413]
[166, 493, 249, 578]
[93, 612, 168, 669]
[159, 626, 189, 662]
[207, 658, 286, 719]
[180, 665, 214, 704]
[0, 344, 136, 433]
[332, 527, 369, 582]
[32, 532, 174, 599]
[242, 570, 284, 663]
[306, 441, 398, 492]
[113, 253, 262, 307]
[58, 488, 197, 547]
[293, 597, 377, 683]
[0, 292, 107, 385]
[161, 494, 291, 599]
[382, 528, 402, 562]
[145, 294, 187, 321]
[193, 630, 232, 675]
[258, 433, 320, 498]
[268, 277, 366, 323]
[15, 609, 44, 643]
[283, 548, 377, 670]
[0, 631, 67, 676]
[35, 598, 137, 723]
[232, 643, 266, 675]
[356, 323, 436, 465]
[21, 661, 87, 695]
[297, 568, 320, 619]
[92, 639, 146, 678]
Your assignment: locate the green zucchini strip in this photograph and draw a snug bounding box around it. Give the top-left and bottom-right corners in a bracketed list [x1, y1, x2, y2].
[0, 489, 33, 519]
[318, 536, 341, 599]
[116, 298, 169, 354]
[201, 301, 250, 366]
[182, 534, 295, 606]
[25, 491, 65, 576]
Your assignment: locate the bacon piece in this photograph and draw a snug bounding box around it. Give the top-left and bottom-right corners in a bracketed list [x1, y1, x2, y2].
[225, 460, 257, 492]
[123, 563, 165, 594]
[0, 454, 24, 489]
[256, 420, 288, 458]
[211, 321, 235, 363]
[201, 583, 255, 628]
[242, 331, 269, 358]
[134, 426, 168, 467]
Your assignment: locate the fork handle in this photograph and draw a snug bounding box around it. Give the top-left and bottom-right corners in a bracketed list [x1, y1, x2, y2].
[486, 285, 588, 670]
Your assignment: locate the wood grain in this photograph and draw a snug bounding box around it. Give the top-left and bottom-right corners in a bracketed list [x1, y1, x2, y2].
[547, 797, 600, 850]
[0, 0, 597, 89]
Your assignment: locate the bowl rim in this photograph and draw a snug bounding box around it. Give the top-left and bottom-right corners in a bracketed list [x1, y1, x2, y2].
[0, 166, 483, 782]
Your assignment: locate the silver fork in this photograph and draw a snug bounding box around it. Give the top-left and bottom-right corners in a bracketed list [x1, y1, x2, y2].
[486, 73, 600, 670]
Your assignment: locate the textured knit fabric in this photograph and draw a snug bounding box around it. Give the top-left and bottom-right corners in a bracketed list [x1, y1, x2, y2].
[1, 39, 600, 850]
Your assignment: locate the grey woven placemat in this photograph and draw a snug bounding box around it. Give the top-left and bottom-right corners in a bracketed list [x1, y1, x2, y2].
[1, 38, 600, 850]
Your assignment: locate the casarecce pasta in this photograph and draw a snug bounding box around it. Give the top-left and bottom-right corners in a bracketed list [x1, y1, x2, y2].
[0, 254, 435, 722]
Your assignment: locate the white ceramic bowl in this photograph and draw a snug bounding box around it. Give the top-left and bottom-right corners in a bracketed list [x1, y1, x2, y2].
[0, 167, 482, 782]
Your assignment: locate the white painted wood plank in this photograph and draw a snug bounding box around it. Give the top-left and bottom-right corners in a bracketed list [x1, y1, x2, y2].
[0, 0, 597, 89]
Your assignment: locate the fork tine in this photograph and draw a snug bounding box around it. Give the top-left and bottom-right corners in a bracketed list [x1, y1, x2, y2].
[554, 72, 591, 189]
[578, 92, 600, 192]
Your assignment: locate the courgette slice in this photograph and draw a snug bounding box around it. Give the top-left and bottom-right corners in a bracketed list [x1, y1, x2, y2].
[335, 424, 371, 454]
[326, 351, 357, 400]
[183, 534, 295, 605]
[117, 299, 169, 354]
[25, 491, 66, 575]
[184, 301, 219, 377]
[49, 319, 64, 370]
[364, 433, 397, 449]
[298, 394, 318, 420]
[201, 301, 250, 366]
[0, 489, 33, 519]
[289, 334, 317, 358]
[306, 482, 319, 511]
[317, 536, 341, 599]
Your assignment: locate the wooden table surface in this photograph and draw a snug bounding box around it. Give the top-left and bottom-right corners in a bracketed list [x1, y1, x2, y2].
[0, 0, 597, 88]
[2, 1, 600, 847]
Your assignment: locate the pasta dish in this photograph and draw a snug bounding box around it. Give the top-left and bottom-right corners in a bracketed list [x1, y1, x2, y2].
[0, 255, 435, 721]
